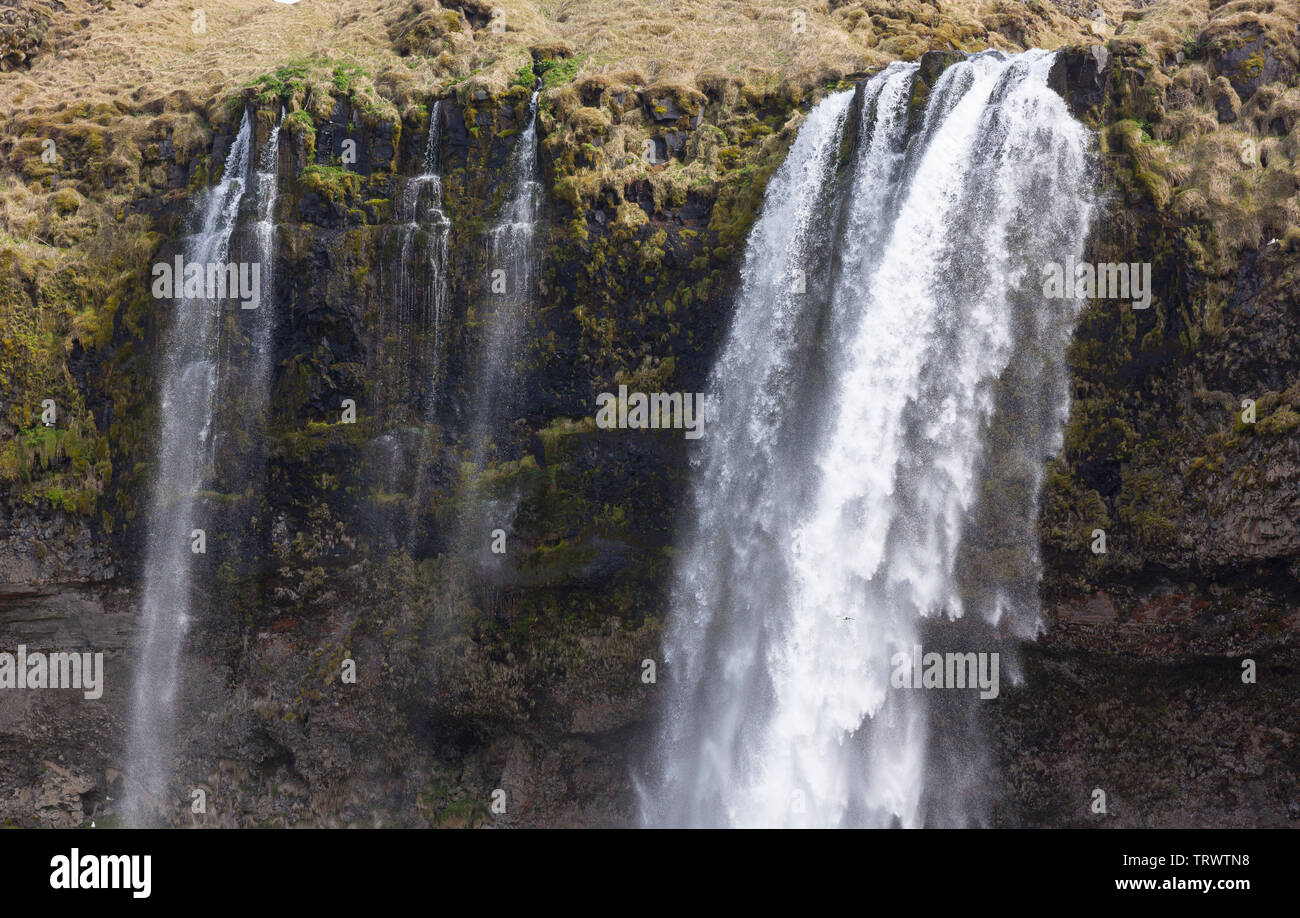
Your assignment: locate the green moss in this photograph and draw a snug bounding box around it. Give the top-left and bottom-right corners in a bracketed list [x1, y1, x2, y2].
[286, 108, 318, 161]
[271, 420, 370, 464]
[50, 187, 81, 216]
[536, 55, 587, 91]
[287, 108, 315, 132]
[1258, 405, 1300, 437]
[300, 164, 360, 203]
[0, 421, 108, 515]
[536, 417, 595, 466]
[331, 62, 369, 93]
[364, 198, 393, 223]
[510, 64, 535, 89]
[244, 60, 311, 105]
[1117, 462, 1181, 554]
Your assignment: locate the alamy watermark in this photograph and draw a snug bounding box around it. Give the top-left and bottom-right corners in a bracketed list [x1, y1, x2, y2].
[151, 256, 261, 309]
[595, 385, 706, 439]
[1042, 256, 1152, 310]
[0, 645, 103, 699]
[50, 849, 150, 898]
[890, 645, 999, 699]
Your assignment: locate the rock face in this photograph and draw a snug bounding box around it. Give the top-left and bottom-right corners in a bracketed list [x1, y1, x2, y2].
[1048, 44, 1110, 118]
[994, 583, 1300, 828]
[1208, 32, 1294, 102]
[3, 8, 1300, 826]
[0, 581, 130, 828]
[2, 63, 797, 826]
[1028, 15, 1300, 826]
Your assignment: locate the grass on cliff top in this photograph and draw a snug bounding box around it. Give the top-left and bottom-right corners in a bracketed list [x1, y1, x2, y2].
[0, 0, 1280, 519]
[0, 0, 1158, 128]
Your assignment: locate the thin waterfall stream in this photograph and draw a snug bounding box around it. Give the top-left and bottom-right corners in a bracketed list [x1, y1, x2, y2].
[124, 110, 284, 825]
[458, 89, 542, 570]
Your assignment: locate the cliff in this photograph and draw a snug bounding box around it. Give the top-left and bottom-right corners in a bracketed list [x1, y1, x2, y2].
[0, 0, 1297, 827]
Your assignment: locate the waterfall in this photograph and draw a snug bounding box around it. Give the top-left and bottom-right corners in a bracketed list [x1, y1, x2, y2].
[640, 51, 1095, 828]
[370, 103, 451, 547]
[245, 109, 284, 423]
[455, 90, 541, 565]
[124, 109, 285, 825]
[395, 100, 450, 417]
[474, 89, 540, 444]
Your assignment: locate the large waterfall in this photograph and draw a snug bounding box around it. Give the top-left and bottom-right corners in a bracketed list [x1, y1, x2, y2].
[124, 110, 281, 825]
[640, 51, 1095, 828]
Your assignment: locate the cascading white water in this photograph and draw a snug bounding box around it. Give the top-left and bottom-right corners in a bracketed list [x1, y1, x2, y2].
[244, 110, 284, 416]
[488, 90, 541, 310]
[124, 109, 284, 825]
[455, 88, 541, 565]
[370, 103, 452, 545]
[395, 100, 450, 415]
[640, 51, 1095, 828]
[476, 88, 541, 423]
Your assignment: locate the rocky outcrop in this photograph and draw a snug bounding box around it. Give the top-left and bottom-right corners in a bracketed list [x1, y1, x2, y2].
[1048, 43, 1110, 119]
[994, 583, 1300, 827]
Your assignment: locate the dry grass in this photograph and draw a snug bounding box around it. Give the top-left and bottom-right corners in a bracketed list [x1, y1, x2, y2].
[1131, 0, 1300, 275]
[1115, 0, 1209, 59]
[4, 1, 403, 120]
[0, 1, 1184, 129]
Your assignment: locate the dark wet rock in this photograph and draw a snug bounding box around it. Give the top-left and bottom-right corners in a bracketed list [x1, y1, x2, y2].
[1048, 44, 1110, 120]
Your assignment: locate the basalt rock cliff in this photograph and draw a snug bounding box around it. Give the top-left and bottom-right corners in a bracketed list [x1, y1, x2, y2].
[0, 0, 1297, 826]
